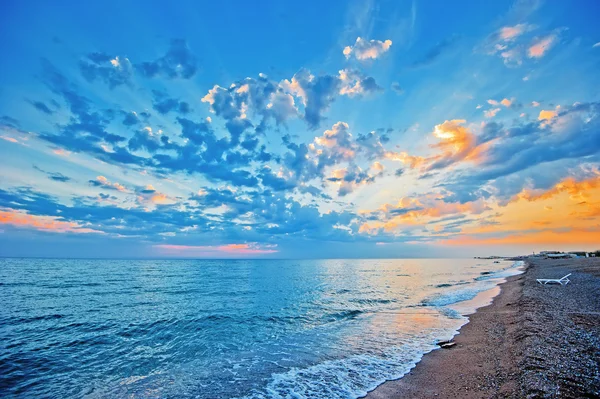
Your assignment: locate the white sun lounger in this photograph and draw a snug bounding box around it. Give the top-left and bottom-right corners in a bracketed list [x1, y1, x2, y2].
[536, 273, 571, 285]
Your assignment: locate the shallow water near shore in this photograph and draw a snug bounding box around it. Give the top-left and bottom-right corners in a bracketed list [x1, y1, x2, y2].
[0, 258, 522, 398]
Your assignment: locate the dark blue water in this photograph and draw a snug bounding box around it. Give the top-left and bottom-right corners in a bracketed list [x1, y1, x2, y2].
[0, 258, 522, 398]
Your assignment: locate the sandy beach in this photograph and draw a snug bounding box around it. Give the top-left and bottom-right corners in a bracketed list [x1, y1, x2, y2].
[366, 257, 600, 398]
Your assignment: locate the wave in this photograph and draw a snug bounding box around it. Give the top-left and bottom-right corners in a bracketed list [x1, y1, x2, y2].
[233, 333, 445, 399]
[420, 286, 485, 307]
[421, 261, 524, 308]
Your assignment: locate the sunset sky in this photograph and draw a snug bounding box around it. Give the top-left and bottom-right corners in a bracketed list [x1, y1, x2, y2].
[1, 0, 599, 258]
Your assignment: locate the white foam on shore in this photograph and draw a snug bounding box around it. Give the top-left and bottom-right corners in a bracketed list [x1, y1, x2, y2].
[234, 328, 453, 399]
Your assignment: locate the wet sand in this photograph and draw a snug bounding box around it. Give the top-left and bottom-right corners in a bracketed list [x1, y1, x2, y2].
[365, 258, 600, 398]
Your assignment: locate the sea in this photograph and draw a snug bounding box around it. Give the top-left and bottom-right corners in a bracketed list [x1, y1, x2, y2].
[0, 258, 523, 398]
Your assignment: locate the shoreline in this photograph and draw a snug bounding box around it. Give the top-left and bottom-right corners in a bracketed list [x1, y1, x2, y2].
[365, 257, 600, 398]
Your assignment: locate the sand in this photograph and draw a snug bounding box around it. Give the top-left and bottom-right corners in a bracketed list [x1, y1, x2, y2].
[365, 258, 600, 398]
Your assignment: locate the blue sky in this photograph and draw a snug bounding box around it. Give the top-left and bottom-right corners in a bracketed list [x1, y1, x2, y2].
[1, 0, 600, 258]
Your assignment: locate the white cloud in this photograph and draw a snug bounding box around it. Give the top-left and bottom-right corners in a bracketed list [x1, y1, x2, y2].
[485, 108, 501, 118]
[343, 37, 392, 61]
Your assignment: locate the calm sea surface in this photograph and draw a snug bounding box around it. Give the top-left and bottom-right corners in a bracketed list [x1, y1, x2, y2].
[0, 258, 522, 398]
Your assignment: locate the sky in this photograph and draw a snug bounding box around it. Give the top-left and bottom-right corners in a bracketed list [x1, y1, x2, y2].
[1, 0, 600, 259]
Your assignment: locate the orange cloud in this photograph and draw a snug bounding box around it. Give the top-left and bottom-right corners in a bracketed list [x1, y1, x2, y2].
[485, 108, 501, 118]
[511, 175, 600, 203]
[430, 119, 489, 165]
[359, 195, 489, 234]
[52, 148, 71, 157]
[538, 109, 557, 121]
[384, 151, 426, 168]
[528, 35, 556, 58]
[0, 209, 100, 234]
[150, 193, 172, 204]
[92, 176, 127, 192]
[1, 135, 18, 143]
[441, 229, 600, 246]
[154, 243, 278, 255]
[136, 184, 176, 206]
[499, 24, 531, 41]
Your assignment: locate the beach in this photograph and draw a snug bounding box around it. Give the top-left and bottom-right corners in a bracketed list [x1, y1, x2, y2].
[366, 257, 600, 398]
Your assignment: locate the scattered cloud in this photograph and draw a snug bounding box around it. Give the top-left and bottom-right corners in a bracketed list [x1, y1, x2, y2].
[154, 243, 278, 256]
[528, 34, 557, 58]
[485, 108, 501, 118]
[391, 82, 404, 94]
[137, 39, 198, 79]
[79, 53, 133, 88]
[33, 165, 71, 182]
[343, 37, 392, 61]
[0, 209, 100, 234]
[89, 176, 127, 192]
[499, 24, 534, 41]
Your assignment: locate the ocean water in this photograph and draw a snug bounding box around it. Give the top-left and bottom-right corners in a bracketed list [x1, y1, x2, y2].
[0, 258, 523, 398]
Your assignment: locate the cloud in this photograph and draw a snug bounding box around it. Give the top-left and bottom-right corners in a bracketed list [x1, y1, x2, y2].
[283, 69, 381, 128]
[489, 98, 513, 107]
[313, 121, 355, 159]
[485, 108, 501, 118]
[441, 102, 600, 201]
[528, 34, 557, 58]
[33, 165, 71, 182]
[281, 69, 341, 129]
[499, 24, 534, 41]
[343, 37, 392, 61]
[510, 174, 600, 203]
[327, 163, 383, 196]
[79, 53, 133, 89]
[538, 108, 557, 121]
[260, 121, 404, 197]
[38, 61, 140, 161]
[482, 24, 541, 66]
[338, 69, 382, 97]
[89, 176, 127, 192]
[154, 243, 278, 256]
[358, 193, 489, 235]
[383, 151, 426, 169]
[152, 90, 191, 115]
[36, 62, 270, 189]
[427, 119, 489, 170]
[121, 111, 144, 126]
[441, 228, 600, 246]
[30, 100, 54, 115]
[136, 184, 176, 205]
[0, 209, 100, 234]
[202, 74, 299, 136]
[1, 135, 19, 143]
[391, 82, 404, 94]
[137, 39, 198, 79]
[201, 69, 381, 135]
